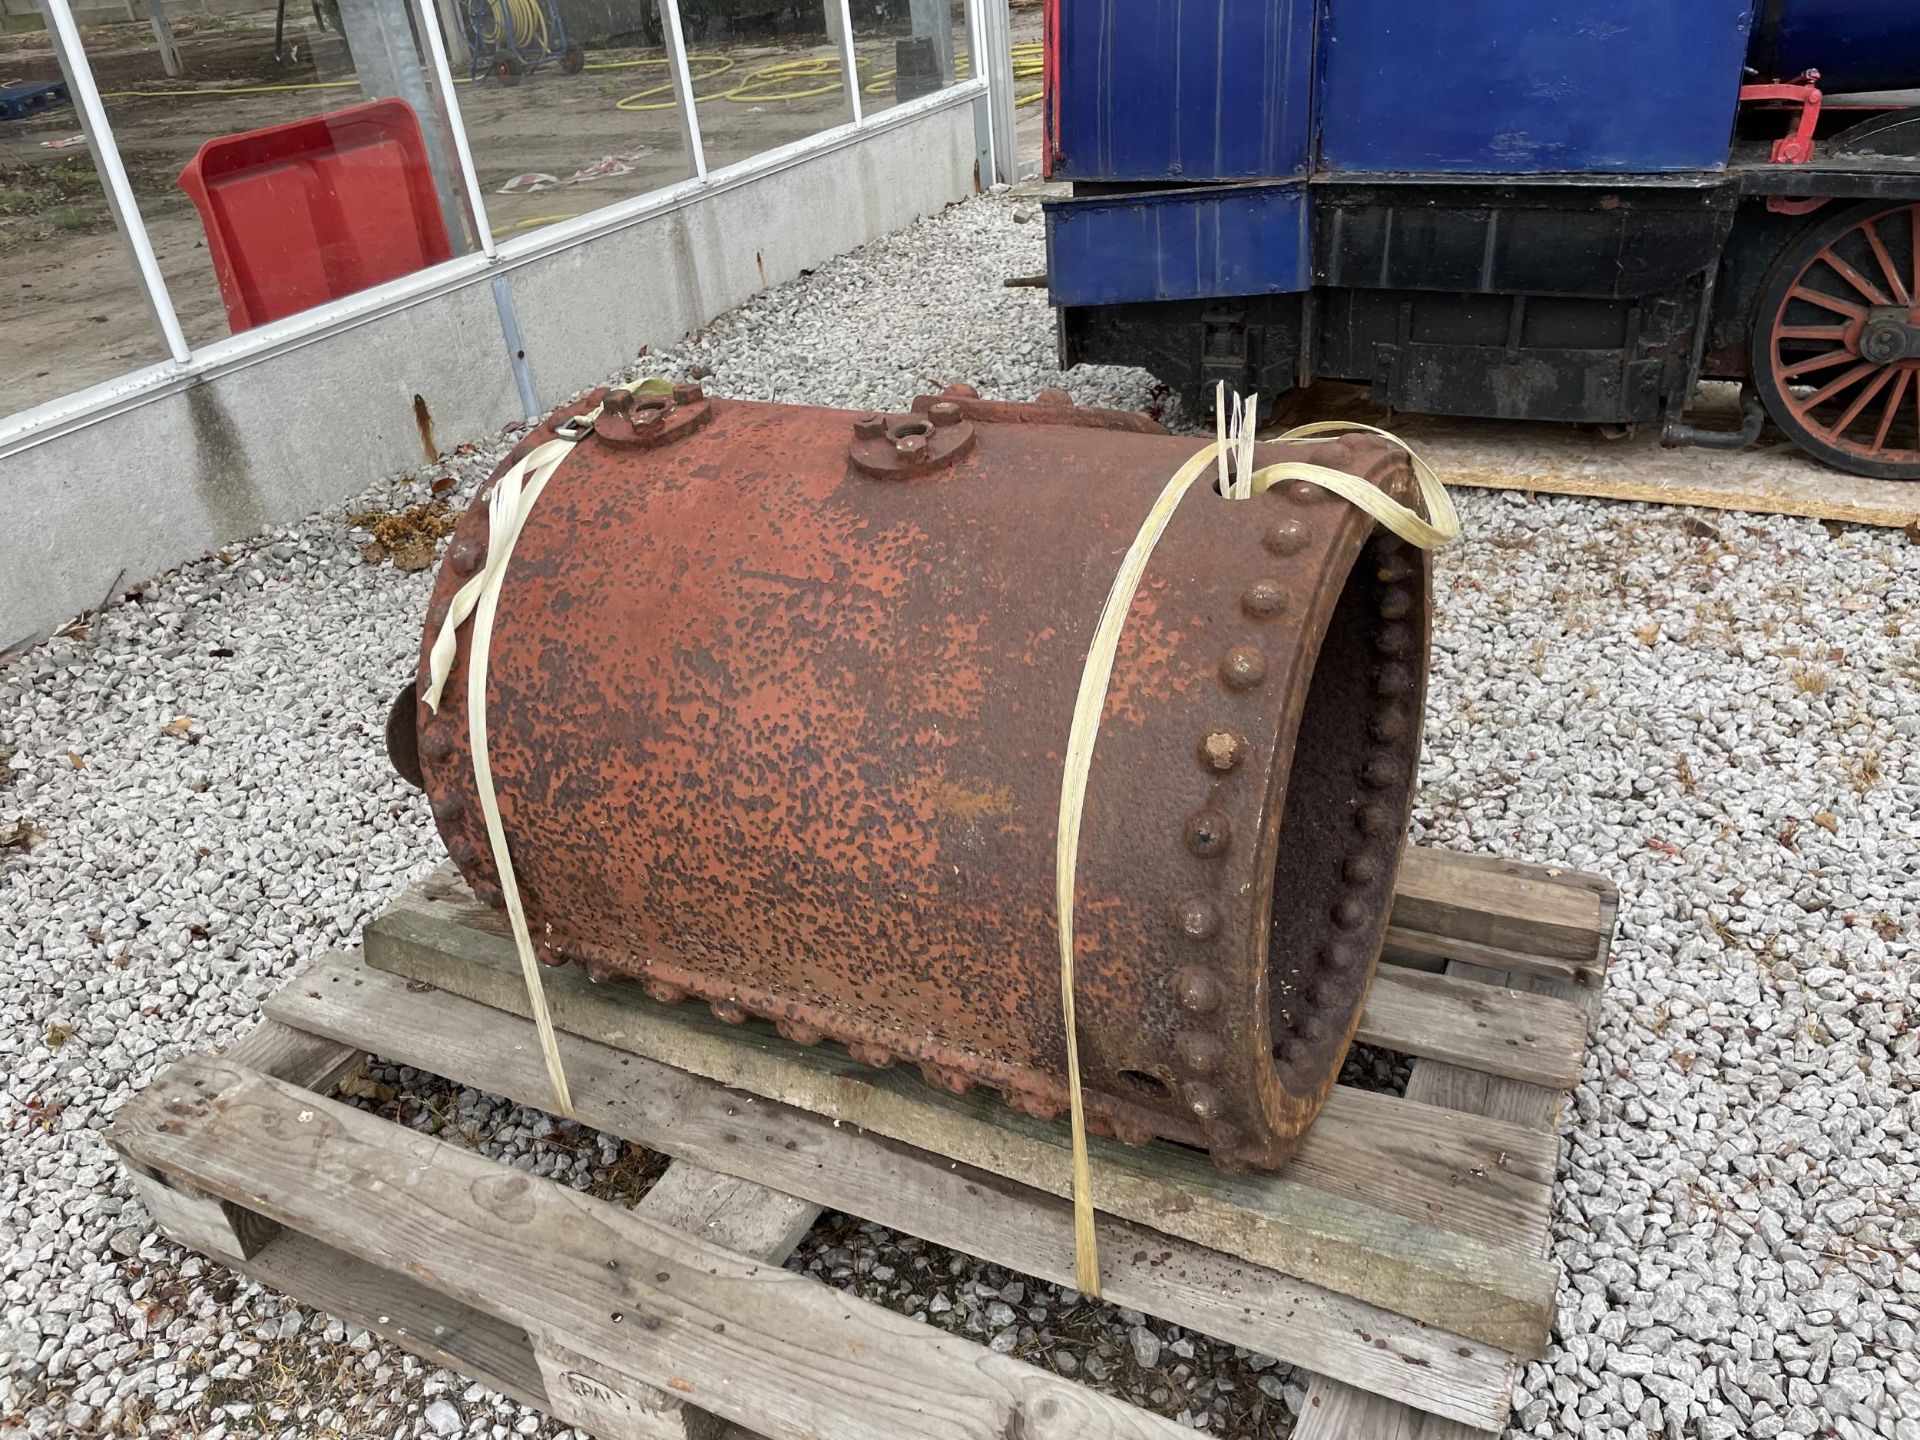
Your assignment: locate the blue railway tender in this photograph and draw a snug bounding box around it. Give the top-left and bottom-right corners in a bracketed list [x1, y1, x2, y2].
[1041, 0, 1920, 479]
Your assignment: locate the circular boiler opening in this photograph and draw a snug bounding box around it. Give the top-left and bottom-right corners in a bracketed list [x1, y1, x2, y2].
[1264, 536, 1426, 1086]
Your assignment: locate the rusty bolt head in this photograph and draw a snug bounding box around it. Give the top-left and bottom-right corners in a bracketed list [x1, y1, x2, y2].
[538, 944, 570, 968]
[1185, 1083, 1222, 1123]
[1262, 519, 1308, 556]
[1241, 581, 1286, 620]
[644, 979, 686, 1003]
[1111, 1113, 1159, 1146]
[942, 381, 982, 399]
[848, 1041, 896, 1069]
[671, 382, 704, 405]
[1006, 1088, 1062, 1122]
[894, 432, 929, 462]
[1376, 551, 1413, 583]
[1176, 1032, 1224, 1075]
[1377, 587, 1413, 620]
[711, 1000, 747, 1025]
[920, 1062, 971, 1095]
[1035, 387, 1073, 406]
[1286, 480, 1322, 504]
[420, 723, 456, 763]
[1173, 895, 1221, 940]
[927, 400, 964, 428]
[1297, 1014, 1330, 1044]
[1174, 966, 1224, 1014]
[1376, 623, 1414, 658]
[1220, 645, 1269, 691]
[448, 538, 485, 577]
[1371, 706, 1411, 743]
[1332, 896, 1368, 930]
[1375, 662, 1414, 698]
[1362, 755, 1401, 790]
[1343, 852, 1384, 886]
[427, 598, 452, 629]
[1182, 807, 1232, 857]
[1198, 730, 1247, 773]
[431, 792, 465, 823]
[447, 835, 478, 866]
[473, 880, 504, 908]
[777, 1018, 824, 1046]
[854, 413, 888, 439]
[1356, 802, 1396, 838]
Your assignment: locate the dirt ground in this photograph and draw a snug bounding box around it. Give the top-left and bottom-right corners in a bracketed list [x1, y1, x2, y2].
[0, 2, 1041, 415]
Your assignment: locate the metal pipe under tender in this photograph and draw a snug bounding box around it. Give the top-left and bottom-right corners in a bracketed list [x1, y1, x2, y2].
[389, 382, 1435, 1172]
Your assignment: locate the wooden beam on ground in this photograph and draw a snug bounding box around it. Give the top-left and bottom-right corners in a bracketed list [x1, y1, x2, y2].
[113, 1056, 1193, 1440]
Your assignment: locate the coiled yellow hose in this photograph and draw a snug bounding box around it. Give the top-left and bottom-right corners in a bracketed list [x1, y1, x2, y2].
[100, 40, 1045, 109]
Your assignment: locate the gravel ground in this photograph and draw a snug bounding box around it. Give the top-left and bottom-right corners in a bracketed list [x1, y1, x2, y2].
[3, 188, 1918, 1440]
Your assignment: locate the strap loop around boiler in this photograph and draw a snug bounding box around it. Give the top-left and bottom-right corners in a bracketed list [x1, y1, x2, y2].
[1055, 393, 1459, 1296]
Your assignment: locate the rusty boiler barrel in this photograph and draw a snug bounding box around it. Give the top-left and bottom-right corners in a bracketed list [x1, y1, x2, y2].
[397, 383, 1434, 1172]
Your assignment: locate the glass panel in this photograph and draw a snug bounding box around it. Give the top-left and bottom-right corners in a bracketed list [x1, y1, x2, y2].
[849, 0, 968, 118]
[73, 0, 480, 347]
[688, 0, 853, 173]
[443, 0, 699, 243]
[0, 34, 168, 415]
[1010, 0, 1042, 166]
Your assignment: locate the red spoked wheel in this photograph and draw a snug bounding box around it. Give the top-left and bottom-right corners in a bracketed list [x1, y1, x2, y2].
[1752, 200, 1920, 480]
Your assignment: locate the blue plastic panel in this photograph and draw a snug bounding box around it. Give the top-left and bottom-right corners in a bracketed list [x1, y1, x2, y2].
[1044, 182, 1309, 306]
[1318, 0, 1756, 174]
[1047, 0, 1316, 182]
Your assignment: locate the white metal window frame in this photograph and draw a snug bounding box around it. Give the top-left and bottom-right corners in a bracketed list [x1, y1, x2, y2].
[3, 0, 1003, 462]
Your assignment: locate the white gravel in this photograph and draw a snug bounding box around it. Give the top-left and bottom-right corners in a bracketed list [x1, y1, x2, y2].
[3, 187, 1917, 1440]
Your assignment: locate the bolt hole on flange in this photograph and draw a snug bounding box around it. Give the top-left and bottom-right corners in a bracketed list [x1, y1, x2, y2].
[1117, 1069, 1172, 1101]
[1754, 199, 1920, 480]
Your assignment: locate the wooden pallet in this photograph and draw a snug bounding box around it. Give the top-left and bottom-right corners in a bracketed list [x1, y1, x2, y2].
[108, 845, 1616, 1439]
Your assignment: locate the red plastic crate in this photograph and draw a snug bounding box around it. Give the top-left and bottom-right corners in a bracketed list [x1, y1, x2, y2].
[179, 98, 453, 334]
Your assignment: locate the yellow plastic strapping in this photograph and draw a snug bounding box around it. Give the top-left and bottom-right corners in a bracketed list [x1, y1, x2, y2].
[1054, 401, 1459, 1297]
[421, 381, 658, 1117]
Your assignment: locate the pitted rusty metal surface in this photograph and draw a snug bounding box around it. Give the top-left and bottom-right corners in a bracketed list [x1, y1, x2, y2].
[397, 386, 1433, 1172]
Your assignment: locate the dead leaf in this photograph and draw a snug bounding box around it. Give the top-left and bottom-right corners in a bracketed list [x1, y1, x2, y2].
[1813, 811, 1838, 832]
[43, 1023, 71, 1049]
[1905, 521, 1919, 546]
[1777, 819, 1799, 852]
[360, 540, 389, 566]
[1683, 518, 1721, 541]
[162, 716, 195, 737]
[1645, 837, 1684, 858]
[1, 820, 47, 853]
[66, 752, 85, 771]
[1675, 754, 1695, 794]
[429, 476, 456, 494]
[1839, 595, 1871, 612]
[338, 1072, 397, 1103]
[1636, 621, 1661, 646]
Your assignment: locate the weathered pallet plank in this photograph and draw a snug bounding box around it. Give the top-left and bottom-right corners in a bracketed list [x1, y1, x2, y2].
[1357, 967, 1588, 1091]
[114, 1056, 1195, 1440]
[267, 953, 1515, 1427]
[566, 1164, 816, 1440]
[1389, 847, 1610, 983]
[119, 1018, 362, 1265]
[354, 906, 1561, 1355]
[1293, 871, 1618, 1438]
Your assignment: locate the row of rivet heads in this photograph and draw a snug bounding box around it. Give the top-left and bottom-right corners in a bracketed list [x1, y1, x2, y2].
[1166, 482, 1422, 1136]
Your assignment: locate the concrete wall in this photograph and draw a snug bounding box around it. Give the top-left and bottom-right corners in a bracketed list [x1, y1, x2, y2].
[0, 99, 976, 647]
